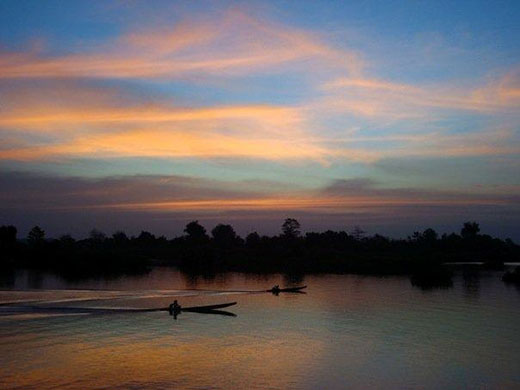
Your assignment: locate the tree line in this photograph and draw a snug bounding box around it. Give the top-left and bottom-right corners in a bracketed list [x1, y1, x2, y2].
[0, 219, 518, 279]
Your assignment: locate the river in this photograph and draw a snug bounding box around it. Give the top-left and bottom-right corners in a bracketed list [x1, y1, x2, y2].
[0, 267, 519, 389]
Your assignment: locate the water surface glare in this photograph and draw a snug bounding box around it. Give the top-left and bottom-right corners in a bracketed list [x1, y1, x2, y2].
[0, 268, 519, 389]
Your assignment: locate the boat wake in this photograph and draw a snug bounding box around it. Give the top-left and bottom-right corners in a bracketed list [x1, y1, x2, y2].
[0, 305, 163, 316]
[0, 288, 249, 319]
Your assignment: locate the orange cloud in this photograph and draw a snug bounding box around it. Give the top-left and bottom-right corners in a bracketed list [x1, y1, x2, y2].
[1, 89, 517, 164]
[1, 108, 517, 164]
[324, 69, 520, 117]
[0, 103, 304, 134]
[1, 51, 518, 165]
[0, 127, 332, 163]
[83, 196, 513, 213]
[0, 78, 338, 162]
[0, 10, 363, 80]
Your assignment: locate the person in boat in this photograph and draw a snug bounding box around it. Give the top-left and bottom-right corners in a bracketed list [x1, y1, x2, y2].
[272, 285, 280, 292]
[169, 300, 181, 315]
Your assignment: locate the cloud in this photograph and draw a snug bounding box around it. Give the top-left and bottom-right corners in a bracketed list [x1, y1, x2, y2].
[0, 128, 331, 163]
[318, 127, 519, 164]
[3, 81, 517, 165]
[0, 101, 303, 137]
[368, 129, 519, 159]
[1, 172, 518, 239]
[323, 68, 520, 118]
[321, 178, 520, 204]
[2, 171, 517, 213]
[0, 8, 518, 167]
[0, 171, 262, 210]
[311, 70, 520, 162]
[0, 10, 363, 80]
[0, 82, 334, 163]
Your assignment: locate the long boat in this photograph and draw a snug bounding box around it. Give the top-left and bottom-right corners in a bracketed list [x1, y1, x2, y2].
[268, 285, 307, 293]
[180, 302, 237, 312]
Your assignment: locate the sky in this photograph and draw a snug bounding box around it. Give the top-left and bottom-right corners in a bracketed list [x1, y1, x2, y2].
[0, 0, 519, 240]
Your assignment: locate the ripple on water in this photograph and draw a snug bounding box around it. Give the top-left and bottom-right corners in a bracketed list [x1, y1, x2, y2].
[0, 269, 519, 390]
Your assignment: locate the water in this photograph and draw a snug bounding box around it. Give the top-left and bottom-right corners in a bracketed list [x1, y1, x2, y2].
[0, 267, 519, 390]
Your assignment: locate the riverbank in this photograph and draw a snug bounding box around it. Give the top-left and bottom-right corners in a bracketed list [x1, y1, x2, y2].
[2, 221, 518, 281]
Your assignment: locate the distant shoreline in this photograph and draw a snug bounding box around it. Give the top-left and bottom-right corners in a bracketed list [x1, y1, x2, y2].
[2, 220, 519, 289]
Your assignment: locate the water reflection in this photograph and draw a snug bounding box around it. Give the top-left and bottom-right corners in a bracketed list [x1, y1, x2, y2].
[0, 268, 15, 288]
[462, 267, 481, 299]
[0, 268, 519, 390]
[27, 271, 44, 289]
[409, 267, 454, 290]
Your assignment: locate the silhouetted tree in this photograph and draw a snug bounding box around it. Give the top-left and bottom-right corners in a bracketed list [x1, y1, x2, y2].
[410, 228, 438, 244]
[180, 221, 211, 267]
[0, 225, 17, 263]
[370, 234, 390, 247]
[211, 224, 237, 248]
[59, 234, 75, 245]
[89, 229, 106, 242]
[112, 231, 129, 243]
[461, 221, 480, 239]
[282, 218, 301, 238]
[137, 231, 156, 243]
[0, 218, 518, 278]
[246, 232, 261, 247]
[351, 226, 365, 241]
[422, 228, 438, 242]
[0, 225, 17, 246]
[184, 220, 208, 241]
[27, 226, 45, 245]
[409, 231, 422, 241]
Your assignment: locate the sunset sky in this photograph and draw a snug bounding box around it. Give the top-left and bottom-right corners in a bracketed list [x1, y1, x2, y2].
[1, 0, 519, 239]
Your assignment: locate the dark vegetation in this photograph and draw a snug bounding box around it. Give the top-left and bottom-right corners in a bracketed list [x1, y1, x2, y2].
[1, 220, 518, 286]
[502, 266, 520, 284]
